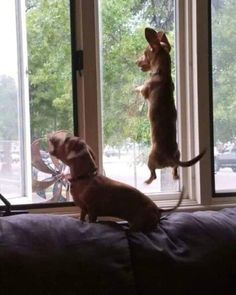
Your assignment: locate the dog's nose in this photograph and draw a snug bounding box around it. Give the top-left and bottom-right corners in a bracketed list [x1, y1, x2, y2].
[136, 55, 145, 67]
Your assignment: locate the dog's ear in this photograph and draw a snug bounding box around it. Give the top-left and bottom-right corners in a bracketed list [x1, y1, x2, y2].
[157, 31, 171, 52]
[145, 28, 161, 50]
[145, 28, 171, 53]
[87, 147, 97, 169]
[87, 146, 96, 161]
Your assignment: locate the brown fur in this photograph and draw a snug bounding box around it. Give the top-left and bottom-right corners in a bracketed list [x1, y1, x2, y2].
[136, 28, 205, 184]
[48, 131, 184, 232]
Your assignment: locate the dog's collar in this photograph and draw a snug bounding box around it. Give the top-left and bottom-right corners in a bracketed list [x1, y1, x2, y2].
[69, 168, 98, 182]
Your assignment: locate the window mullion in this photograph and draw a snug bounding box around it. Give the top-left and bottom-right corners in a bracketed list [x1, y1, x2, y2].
[75, 0, 102, 171]
[176, 0, 213, 205]
[176, 0, 199, 201]
[191, 0, 212, 205]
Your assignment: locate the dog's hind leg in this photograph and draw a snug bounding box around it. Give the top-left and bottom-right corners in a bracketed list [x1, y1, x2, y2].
[145, 156, 157, 184]
[145, 169, 157, 184]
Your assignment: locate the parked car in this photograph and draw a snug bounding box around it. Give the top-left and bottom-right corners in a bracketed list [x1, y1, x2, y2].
[215, 146, 236, 172]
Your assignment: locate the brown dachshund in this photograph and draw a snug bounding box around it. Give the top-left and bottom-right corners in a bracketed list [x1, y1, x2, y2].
[48, 131, 184, 232]
[136, 28, 205, 184]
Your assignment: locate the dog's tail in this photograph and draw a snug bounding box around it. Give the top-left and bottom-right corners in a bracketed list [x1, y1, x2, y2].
[176, 149, 206, 167]
[160, 187, 185, 214]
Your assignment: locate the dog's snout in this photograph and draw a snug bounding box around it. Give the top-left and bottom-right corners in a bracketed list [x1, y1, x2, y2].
[136, 54, 151, 72]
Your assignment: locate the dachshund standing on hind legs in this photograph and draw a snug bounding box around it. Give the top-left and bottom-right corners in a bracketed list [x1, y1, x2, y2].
[136, 28, 206, 184]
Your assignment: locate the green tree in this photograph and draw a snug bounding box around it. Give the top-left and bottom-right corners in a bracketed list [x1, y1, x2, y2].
[26, 0, 73, 139]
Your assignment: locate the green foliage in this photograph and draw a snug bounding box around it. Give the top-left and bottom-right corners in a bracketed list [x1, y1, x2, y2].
[26, 0, 73, 139]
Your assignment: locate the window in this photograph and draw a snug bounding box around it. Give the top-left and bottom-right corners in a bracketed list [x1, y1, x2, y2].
[76, 0, 236, 208]
[0, 0, 74, 207]
[211, 0, 236, 194]
[100, 0, 178, 194]
[1, 0, 235, 212]
[77, 0, 214, 206]
[0, 0, 27, 203]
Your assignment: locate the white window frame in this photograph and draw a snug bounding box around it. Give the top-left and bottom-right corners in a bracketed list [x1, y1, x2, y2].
[176, 0, 213, 206]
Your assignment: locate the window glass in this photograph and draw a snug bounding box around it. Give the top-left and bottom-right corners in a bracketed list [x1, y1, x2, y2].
[27, 0, 73, 204]
[0, 1, 22, 200]
[0, 0, 73, 205]
[212, 0, 236, 192]
[100, 0, 178, 193]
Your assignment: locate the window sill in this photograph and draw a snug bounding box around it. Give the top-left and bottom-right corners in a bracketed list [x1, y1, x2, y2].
[24, 196, 236, 218]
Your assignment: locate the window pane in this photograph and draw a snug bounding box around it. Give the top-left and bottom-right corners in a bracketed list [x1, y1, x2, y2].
[27, 0, 73, 203]
[211, 0, 236, 192]
[100, 0, 178, 193]
[1, 0, 74, 205]
[0, 1, 22, 200]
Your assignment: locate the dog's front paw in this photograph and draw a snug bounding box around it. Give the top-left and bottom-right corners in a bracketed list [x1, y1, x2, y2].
[135, 85, 144, 93]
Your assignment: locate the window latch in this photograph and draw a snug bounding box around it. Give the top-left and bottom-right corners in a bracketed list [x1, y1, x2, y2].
[75, 50, 83, 76]
[0, 194, 28, 216]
